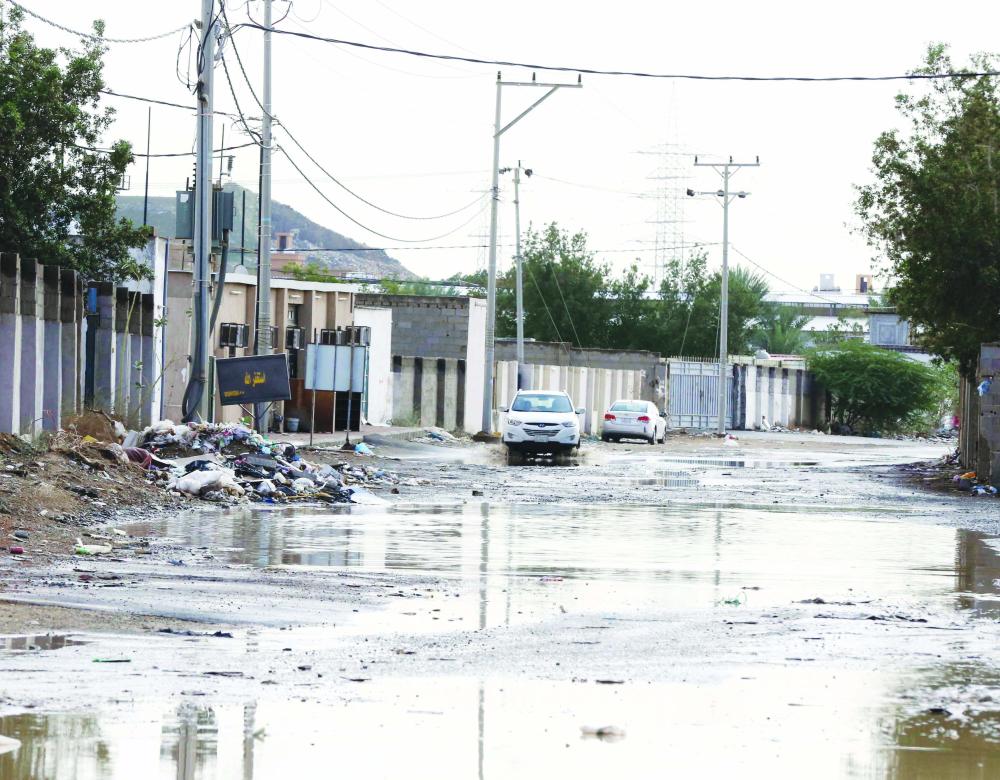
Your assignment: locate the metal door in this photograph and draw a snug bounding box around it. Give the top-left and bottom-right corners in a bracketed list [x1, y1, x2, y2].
[667, 360, 734, 429]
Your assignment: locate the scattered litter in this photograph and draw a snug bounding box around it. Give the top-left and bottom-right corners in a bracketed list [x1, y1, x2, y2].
[978, 378, 993, 396]
[92, 658, 131, 663]
[594, 679, 625, 685]
[12, 530, 28, 541]
[131, 421, 398, 506]
[74, 538, 112, 556]
[9, 546, 24, 556]
[472, 489, 484, 497]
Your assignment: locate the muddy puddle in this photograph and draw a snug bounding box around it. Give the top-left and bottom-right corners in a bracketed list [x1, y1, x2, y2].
[120, 502, 1000, 620]
[3, 671, 1000, 779]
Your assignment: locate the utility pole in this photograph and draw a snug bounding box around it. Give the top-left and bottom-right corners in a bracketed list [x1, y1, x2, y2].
[689, 155, 760, 434]
[480, 73, 581, 435]
[142, 106, 151, 227]
[253, 0, 274, 433]
[187, 0, 217, 422]
[500, 162, 533, 389]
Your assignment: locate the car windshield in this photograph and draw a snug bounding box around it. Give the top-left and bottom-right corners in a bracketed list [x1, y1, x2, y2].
[511, 394, 573, 413]
[610, 401, 647, 413]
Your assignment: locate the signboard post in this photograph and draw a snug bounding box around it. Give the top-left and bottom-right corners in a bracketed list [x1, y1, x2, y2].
[215, 354, 291, 421]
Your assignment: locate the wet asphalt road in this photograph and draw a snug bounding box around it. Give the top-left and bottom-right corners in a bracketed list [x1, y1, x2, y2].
[3, 431, 1000, 778]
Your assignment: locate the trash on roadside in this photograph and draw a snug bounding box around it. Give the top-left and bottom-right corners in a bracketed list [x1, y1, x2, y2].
[0, 735, 22, 757]
[128, 420, 399, 507]
[74, 538, 112, 556]
[972, 485, 998, 496]
[12, 530, 28, 541]
[978, 378, 993, 396]
[9, 546, 24, 555]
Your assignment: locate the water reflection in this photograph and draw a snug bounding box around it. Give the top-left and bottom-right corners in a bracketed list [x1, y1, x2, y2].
[132, 505, 1000, 619]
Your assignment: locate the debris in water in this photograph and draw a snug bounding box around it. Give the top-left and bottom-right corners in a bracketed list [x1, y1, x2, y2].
[581, 725, 626, 741]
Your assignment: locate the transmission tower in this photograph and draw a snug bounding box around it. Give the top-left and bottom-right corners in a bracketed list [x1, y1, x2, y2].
[638, 143, 690, 287]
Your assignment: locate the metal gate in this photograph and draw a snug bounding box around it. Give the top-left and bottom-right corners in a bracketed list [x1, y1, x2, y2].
[667, 360, 734, 429]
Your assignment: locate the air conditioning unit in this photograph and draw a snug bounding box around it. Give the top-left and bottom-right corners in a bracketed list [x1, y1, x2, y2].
[343, 325, 371, 346]
[285, 327, 304, 350]
[219, 322, 249, 348]
[319, 328, 339, 345]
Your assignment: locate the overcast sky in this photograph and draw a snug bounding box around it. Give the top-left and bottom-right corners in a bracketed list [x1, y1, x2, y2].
[18, 0, 1000, 293]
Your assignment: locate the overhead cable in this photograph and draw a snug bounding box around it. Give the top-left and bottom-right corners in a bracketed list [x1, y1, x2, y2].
[221, 11, 485, 220]
[280, 146, 490, 243]
[729, 245, 846, 306]
[99, 89, 239, 118]
[74, 141, 257, 158]
[236, 23, 1000, 83]
[10, 1, 191, 44]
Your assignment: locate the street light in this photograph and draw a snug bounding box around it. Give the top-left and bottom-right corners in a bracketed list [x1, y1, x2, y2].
[688, 156, 760, 434]
[501, 162, 532, 390]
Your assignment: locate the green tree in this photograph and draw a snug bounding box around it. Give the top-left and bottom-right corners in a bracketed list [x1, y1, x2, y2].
[808, 341, 940, 433]
[519, 223, 610, 347]
[856, 44, 1000, 376]
[752, 306, 811, 354]
[286, 260, 344, 283]
[0, 9, 147, 280]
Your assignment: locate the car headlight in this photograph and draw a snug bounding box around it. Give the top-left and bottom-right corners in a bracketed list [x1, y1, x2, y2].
[507, 419, 522, 426]
[561, 421, 577, 428]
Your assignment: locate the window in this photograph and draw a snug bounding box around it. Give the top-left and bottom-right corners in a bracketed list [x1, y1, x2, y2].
[610, 401, 647, 413]
[511, 394, 573, 413]
[287, 304, 300, 325]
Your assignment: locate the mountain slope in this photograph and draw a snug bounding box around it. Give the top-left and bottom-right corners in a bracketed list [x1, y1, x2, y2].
[115, 184, 416, 279]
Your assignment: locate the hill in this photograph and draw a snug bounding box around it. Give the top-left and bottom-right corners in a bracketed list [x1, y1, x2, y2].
[115, 184, 416, 280]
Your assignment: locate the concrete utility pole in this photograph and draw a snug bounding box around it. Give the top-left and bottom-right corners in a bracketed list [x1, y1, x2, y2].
[190, 0, 216, 421]
[480, 73, 581, 435]
[500, 162, 533, 389]
[254, 0, 274, 433]
[689, 155, 760, 434]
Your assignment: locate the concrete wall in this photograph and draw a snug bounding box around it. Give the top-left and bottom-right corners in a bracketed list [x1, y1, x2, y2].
[354, 306, 393, 426]
[390, 356, 468, 431]
[355, 294, 477, 361]
[0, 254, 115, 435]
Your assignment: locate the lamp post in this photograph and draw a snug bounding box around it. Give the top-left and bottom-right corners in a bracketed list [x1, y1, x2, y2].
[688, 155, 759, 434]
[499, 162, 533, 390]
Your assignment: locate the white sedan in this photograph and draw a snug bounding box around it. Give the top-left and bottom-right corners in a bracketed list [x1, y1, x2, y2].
[601, 399, 666, 444]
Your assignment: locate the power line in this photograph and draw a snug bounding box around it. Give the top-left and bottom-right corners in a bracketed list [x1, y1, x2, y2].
[11, 1, 191, 44]
[728, 245, 845, 306]
[221, 11, 485, 221]
[99, 88, 238, 117]
[548, 262, 583, 347]
[236, 23, 1000, 83]
[279, 146, 490, 242]
[74, 141, 256, 158]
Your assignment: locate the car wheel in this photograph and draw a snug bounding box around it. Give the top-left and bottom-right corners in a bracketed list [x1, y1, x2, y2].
[506, 448, 524, 466]
[601, 434, 609, 443]
[648, 434, 656, 445]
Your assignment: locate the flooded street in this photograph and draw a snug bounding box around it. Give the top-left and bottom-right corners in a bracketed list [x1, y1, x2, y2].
[3, 433, 1000, 778]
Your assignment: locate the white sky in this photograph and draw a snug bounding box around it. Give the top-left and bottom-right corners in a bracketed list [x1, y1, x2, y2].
[19, 0, 1000, 292]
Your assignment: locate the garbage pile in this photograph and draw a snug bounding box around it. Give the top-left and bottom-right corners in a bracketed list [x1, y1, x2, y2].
[950, 469, 999, 497]
[127, 421, 396, 505]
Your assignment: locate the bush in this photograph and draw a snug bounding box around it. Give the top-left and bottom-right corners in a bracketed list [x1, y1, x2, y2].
[807, 342, 944, 434]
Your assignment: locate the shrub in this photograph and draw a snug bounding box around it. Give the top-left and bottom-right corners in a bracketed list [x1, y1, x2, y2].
[807, 342, 943, 434]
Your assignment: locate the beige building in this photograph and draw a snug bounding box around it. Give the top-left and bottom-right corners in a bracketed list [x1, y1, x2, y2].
[162, 259, 358, 427]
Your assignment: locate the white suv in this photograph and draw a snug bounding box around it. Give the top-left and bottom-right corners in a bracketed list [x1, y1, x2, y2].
[501, 390, 583, 458]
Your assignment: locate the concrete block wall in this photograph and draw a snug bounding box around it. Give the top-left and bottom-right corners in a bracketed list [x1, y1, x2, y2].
[0, 254, 94, 435]
[356, 294, 473, 361]
[391, 355, 468, 431]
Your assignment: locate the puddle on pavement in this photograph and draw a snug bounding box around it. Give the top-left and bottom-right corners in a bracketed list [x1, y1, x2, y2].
[3, 670, 1000, 780]
[654, 456, 819, 468]
[125, 504, 1000, 622]
[0, 635, 84, 652]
